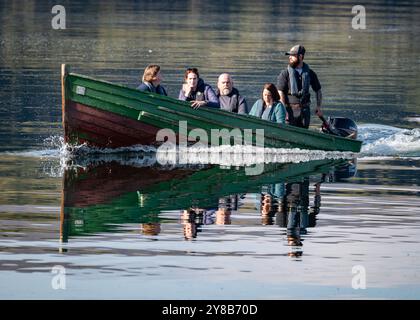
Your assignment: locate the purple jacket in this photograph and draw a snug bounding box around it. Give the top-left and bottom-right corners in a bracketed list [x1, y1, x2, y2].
[178, 78, 220, 108]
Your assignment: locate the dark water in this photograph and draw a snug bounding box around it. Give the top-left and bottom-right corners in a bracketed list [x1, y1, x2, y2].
[0, 0, 419, 299]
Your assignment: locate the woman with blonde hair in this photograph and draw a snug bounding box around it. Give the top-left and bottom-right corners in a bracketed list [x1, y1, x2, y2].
[137, 64, 167, 96]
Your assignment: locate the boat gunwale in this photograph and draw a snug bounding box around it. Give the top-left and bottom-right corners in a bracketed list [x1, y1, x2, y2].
[64, 70, 362, 152]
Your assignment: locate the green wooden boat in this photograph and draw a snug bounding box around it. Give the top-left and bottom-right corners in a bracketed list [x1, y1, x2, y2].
[60, 158, 350, 240]
[61, 64, 362, 152]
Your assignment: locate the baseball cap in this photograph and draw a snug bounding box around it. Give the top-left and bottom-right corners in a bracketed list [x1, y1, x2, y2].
[285, 44, 306, 56]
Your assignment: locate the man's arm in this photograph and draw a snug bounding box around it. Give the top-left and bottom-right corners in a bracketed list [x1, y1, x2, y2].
[278, 91, 289, 123]
[277, 71, 289, 107]
[238, 96, 248, 114]
[315, 89, 322, 117]
[279, 91, 287, 107]
[191, 86, 220, 109]
[310, 70, 323, 117]
[205, 86, 220, 108]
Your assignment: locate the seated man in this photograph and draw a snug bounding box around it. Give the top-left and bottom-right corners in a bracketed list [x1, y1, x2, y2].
[178, 67, 219, 109]
[216, 73, 248, 114]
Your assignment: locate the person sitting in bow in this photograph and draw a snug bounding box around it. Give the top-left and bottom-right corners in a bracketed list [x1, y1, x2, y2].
[137, 64, 167, 96]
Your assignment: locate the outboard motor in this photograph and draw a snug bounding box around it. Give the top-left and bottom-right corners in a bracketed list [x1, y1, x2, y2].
[320, 116, 358, 139]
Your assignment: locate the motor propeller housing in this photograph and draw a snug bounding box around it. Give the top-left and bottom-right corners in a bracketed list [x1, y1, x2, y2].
[321, 117, 358, 139]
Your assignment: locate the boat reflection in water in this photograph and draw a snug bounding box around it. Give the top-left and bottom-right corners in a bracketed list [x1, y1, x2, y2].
[60, 152, 357, 255]
[175, 158, 357, 256]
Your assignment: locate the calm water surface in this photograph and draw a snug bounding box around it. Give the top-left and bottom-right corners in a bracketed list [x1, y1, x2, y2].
[0, 0, 419, 299]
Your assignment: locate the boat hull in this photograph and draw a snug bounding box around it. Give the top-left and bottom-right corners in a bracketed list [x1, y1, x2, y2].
[61, 65, 363, 152]
[65, 100, 159, 147]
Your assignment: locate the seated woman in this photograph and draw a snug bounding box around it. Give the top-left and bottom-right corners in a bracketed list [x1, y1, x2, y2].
[137, 64, 167, 96]
[178, 67, 219, 109]
[249, 83, 286, 124]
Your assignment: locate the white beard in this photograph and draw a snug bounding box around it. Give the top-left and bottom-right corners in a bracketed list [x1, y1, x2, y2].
[221, 88, 231, 96]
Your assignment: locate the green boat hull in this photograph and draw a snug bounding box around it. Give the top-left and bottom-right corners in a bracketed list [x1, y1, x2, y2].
[61, 65, 362, 152]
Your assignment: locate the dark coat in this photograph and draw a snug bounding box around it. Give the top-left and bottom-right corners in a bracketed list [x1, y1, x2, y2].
[178, 78, 219, 108]
[137, 81, 167, 96]
[216, 87, 248, 114]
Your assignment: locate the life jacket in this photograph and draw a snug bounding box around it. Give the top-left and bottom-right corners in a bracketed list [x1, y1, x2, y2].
[287, 63, 311, 105]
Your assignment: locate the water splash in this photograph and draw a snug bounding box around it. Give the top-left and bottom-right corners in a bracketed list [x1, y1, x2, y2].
[359, 124, 420, 157]
[155, 144, 355, 167]
[4, 122, 419, 177]
[66, 143, 157, 155]
[36, 137, 356, 175]
[42, 136, 69, 157]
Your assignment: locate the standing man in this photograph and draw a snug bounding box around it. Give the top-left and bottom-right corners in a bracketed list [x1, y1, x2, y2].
[216, 73, 248, 114]
[277, 45, 323, 128]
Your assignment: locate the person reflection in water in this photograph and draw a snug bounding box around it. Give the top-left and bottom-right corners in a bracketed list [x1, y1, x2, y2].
[181, 209, 200, 240]
[258, 183, 283, 225]
[277, 178, 312, 257]
[216, 195, 237, 225]
[257, 178, 322, 258]
[180, 195, 239, 240]
[216, 207, 232, 225]
[276, 159, 357, 256]
[181, 208, 213, 240]
[141, 223, 161, 236]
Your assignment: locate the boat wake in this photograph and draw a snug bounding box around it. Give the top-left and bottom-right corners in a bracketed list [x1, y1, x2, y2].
[2, 123, 418, 176]
[57, 142, 356, 174]
[1, 135, 356, 176]
[358, 124, 420, 158]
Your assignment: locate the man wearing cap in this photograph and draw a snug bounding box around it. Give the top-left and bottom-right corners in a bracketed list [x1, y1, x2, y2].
[277, 45, 323, 128]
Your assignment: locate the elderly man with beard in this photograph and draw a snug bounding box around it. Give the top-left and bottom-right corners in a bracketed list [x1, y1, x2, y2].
[277, 45, 323, 128]
[216, 73, 248, 114]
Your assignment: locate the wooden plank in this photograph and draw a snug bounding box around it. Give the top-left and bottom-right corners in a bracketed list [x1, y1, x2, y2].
[67, 102, 159, 139]
[66, 102, 158, 147]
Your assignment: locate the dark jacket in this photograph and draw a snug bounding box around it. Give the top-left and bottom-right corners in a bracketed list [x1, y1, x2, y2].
[215, 87, 248, 114]
[137, 81, 168, 96]
[178, 78, 220, 108]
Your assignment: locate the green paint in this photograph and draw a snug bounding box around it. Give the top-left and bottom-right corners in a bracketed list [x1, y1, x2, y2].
[65, 72, 362, 152]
